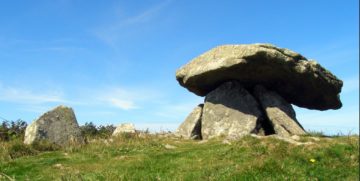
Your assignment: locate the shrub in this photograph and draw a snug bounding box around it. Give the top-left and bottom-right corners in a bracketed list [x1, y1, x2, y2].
[80, 122, 116, 139]
[0, 119, 27, 141]
[80, 122, 98, 138]
[97, 125, 116, 138]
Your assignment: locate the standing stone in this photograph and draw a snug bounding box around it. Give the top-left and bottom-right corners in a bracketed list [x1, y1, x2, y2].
[24, 105, 84, 146]
[202, 81, 264, 139]
[175, 104, 203, 139]
[253, 85, 306, 137]
[112, 123, 136, 136]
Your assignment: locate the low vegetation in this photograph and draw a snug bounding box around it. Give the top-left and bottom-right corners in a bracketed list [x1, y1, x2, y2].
[0, 120, 27, 142]
[80, 122, 116, 139]
[0, 127, 358, 180]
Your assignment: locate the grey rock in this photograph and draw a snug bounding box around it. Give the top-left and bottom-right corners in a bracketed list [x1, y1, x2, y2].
[222, 139, 232, 145]
[309, 137, 321, 142]
[197, 140, 208, 144]
[24, 105, 84, 146]
[176, 43, 343, 110]
[253, 85, 306, 137]
[175, 104, 203, 139]
[202, 81, 264, 139]
[112, 123, 136, 136]
[291, 135, 301, 141]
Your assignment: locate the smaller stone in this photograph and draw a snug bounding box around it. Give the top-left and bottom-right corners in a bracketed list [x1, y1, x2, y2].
[222, 139, 232, 145]
[103, 139, 109, 145]
[253, 85, 306, 137]
[112, 123, 136, 136]
[291, 135, 301, 141]
[250, 134, 263, 139]
[53, 164, 64, 169]
[115, 156, 128, 160]
[309, 137, 320, 142]
[175, 104, 203, 139]
[197, 140, 208, 144]
[164, 144, 177, 149]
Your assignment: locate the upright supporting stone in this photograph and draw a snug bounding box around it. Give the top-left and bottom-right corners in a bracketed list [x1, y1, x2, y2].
[175, 104, 203, 139]
[253, 85, 306, 137]
[202, 81, 264, 139]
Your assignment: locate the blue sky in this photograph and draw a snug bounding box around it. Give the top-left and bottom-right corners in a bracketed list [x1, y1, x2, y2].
[0, 0, 358, 135]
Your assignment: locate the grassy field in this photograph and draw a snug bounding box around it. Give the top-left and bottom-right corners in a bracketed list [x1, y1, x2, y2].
[0, 133, 359, 181]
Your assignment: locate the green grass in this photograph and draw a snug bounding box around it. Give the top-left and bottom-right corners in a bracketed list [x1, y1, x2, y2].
[0, 134, 359, 180]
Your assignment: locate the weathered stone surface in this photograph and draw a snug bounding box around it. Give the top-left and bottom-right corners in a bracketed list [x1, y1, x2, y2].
[202, 81, 264, 139]
[112, 123, 136, 136]
[175, 104, 203, 139]
[24, 105, 84, 146]
[176, 43, 343, 110]
[253, 85, 306, 137]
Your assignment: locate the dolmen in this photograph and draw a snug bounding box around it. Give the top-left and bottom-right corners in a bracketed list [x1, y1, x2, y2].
[175, 43, 343, 140]
[24, 105, 84, 146]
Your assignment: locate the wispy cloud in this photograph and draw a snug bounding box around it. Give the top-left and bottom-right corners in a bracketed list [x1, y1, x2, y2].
[94, 0, 172, 46]
[0, 84, 66, 104]
[122, 0, 172, 25]
[97, 86, 162, 111]
[106, 98, 137, 110]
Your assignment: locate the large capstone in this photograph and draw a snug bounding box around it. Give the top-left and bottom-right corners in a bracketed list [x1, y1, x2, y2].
[201, 81, 264, 139]
[175, 104, 203, 139]
[253, 85, 306, 137]
[176, 43, 343, 110]
[24, 105, 84, 146]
